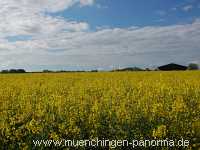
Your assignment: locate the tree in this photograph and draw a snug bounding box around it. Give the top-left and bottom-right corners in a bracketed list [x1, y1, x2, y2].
[188, 63, 199, 70]
[145, 68, 151, 71]
[1, 69, 26, 73]
[17, 69, 26, 73]
[91, 70, 98, 72]
[43, 70, 53, 73]
[1, 70, 9, 73]
[114, 67, 144, 72]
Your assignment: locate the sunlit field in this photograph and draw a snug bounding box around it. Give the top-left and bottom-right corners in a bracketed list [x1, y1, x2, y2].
[0, 71, 199, 149]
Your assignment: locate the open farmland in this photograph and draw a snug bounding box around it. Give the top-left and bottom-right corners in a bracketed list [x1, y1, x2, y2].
[0, 71, 200, 149]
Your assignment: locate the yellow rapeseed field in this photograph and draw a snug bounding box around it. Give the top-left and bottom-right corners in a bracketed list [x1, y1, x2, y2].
[0, 71, 199, 149]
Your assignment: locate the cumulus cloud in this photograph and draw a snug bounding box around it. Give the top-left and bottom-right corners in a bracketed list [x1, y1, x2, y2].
[0, 0, 94, 13]
[0, 0, 200, 70]
[0, 0, 90, 38]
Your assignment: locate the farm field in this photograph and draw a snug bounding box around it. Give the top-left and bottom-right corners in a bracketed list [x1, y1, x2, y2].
[0, 71, 200, 149]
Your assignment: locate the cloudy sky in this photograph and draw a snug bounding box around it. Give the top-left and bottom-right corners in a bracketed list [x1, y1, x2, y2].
[0, 0, 200, 71]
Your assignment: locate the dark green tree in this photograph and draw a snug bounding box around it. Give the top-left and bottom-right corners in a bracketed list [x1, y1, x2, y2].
[188, 63, 199, 70]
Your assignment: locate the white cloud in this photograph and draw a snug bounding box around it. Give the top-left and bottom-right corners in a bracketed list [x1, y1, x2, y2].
[0, 0, 200, 70]
[96, 4, 108, 9]
[0, 0, 94, 13]
[80, 0, 95, 6]
[183, 5, 193, 11]
[0, 0, 90, 38]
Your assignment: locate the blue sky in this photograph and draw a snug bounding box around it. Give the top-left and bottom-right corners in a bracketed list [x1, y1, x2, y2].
[0, 0, 200, 71]
[57, 0, 200, 28]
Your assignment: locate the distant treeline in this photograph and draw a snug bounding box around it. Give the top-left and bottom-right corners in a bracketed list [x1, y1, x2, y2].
[112, 67, 145, 72]
[42, 70, 98, 73]
[0, 69, 98, 73]
[1, 69, 26, 73]
[0, 63, 199, 73]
